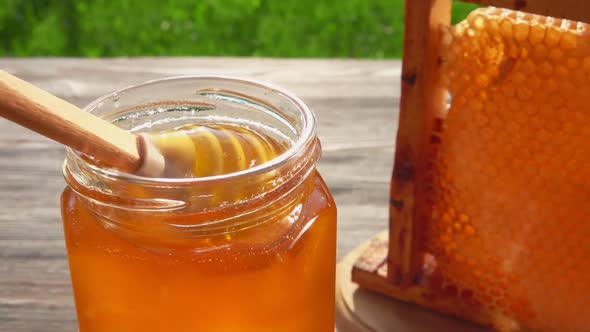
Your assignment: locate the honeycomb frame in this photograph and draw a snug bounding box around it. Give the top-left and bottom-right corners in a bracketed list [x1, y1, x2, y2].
[352, 1, 590, 331]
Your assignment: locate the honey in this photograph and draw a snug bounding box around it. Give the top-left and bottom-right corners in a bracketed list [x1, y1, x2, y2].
[61, 77, 337, 332]
[402, 8, 590, 332]
[148, 123, 285, 178]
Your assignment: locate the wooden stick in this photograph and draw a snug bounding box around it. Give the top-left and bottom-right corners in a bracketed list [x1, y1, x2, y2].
[460, 0, 590, 23]
[388, 0, 451, 285]
[0, 70, 164, 176]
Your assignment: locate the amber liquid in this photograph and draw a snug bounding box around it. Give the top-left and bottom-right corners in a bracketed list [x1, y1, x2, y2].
[61, 123, 337, 331]
[148, 123, 287, 178]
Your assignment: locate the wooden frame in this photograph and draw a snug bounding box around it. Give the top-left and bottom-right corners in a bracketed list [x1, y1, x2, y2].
[387, 0, 451, 285]
[353, 0, 590, 319]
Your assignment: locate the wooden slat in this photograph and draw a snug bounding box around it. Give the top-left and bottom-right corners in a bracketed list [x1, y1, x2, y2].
[460, 0, 590, 23]
[388, 0, 451, 285]
[341, 232, 489, 331]
[351, 235, 493, 330]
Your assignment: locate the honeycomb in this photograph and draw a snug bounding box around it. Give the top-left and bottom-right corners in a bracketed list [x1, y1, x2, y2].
[417, 7, 590, 332]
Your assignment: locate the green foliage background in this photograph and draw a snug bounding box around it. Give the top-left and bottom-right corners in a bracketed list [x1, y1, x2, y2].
[0, 0, 478, 58]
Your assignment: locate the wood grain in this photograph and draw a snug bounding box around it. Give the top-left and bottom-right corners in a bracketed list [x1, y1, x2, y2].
[340, 232, 490, 332]
[0, 58, 400, 332]
[0, 70, 143, 174]
[388, 0, 451, 285]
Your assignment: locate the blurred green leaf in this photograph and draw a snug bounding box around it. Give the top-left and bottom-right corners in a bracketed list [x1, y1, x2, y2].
[0, 0, 479, 58]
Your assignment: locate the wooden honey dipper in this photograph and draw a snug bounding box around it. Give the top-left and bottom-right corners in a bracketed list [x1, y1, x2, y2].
[0, 70, 174, 177]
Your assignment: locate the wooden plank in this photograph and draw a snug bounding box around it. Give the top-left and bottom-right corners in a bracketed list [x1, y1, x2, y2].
[0, 58, 401, 332]
[460, 0, 590, 23]
[388, 0, 451, 285]
[348, 235, 492, 330]
[341, 232, 490, 331]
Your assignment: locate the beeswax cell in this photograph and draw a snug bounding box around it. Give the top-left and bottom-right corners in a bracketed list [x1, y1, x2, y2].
[418, 7, 590, 332]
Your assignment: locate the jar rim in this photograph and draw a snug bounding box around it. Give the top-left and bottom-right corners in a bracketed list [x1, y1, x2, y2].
[66, 75, 317, 186]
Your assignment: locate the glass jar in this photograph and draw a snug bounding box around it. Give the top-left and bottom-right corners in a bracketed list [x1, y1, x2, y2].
[61, 77, 337, 332]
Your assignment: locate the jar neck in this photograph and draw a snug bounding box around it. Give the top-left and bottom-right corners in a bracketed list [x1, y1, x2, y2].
[63, 131, 321, 201]
[64, 134, 320, 220]
[63, 76, 320, 241]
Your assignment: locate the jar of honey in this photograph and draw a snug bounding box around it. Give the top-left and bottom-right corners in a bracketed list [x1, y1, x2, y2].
[61, 77, 337, 331]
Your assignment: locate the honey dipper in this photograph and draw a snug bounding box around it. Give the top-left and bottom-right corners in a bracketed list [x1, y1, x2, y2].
[0, 70, 181, 177]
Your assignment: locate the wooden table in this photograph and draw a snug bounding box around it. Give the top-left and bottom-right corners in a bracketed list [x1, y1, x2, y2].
[0, 58, 399, 331]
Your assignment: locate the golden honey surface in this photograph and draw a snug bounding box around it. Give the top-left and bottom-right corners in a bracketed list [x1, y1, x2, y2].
[420, 8, 590, 332]
[149, 123, 285, 178]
